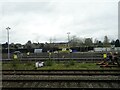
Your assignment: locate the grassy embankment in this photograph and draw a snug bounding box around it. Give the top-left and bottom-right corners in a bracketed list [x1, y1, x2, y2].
[2, 60, 120, 70]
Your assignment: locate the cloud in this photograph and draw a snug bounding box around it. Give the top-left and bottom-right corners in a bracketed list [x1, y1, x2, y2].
[0, 0, 118, 44]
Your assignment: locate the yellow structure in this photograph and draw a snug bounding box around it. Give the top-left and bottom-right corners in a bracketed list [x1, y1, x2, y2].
[49, 52, 51, 55]
[103, 53, 107, 59]
[13, 54, 18, 60]
[27, 52, 30, 56]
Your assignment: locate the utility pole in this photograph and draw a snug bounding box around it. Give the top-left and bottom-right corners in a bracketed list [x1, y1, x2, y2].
[67, 32, 70, 48]
[6, 27, 11, 59]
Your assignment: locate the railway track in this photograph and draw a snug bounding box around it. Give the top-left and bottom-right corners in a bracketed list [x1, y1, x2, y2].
[2, 69, 120, 88]
[2, 79, 120, 88]
[1, 57, 103, 62]
[2, 75, 120, 88]
[2, 69, 120, 75]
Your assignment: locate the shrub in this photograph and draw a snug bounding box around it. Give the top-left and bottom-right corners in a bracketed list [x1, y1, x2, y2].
[26, 62, 32, 66]
[11, 59, 19, 70]
[34, 67, 37, 70]
[45, 59, 53, 66]
[64, 61, 70, 67]
[69, 59, 75, 66]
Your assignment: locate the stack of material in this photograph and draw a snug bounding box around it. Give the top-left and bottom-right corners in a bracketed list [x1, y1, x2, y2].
[35, 62, 44, 68]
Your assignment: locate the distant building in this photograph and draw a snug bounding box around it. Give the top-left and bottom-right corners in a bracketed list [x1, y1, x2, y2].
[51, 42, 68, 49]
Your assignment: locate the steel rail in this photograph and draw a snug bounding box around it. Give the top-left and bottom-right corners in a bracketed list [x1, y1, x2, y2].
[2, 57, 103, 61]
[3, 69, 120, 71]
[3, 79, 120, 82]
[2, 69, 120, 75]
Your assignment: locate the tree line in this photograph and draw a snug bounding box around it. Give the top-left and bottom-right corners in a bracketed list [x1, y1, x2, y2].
[2, 36, 120, 50]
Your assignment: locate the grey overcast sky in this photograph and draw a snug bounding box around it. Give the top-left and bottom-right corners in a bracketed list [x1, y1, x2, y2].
[0, 0, 119, 44]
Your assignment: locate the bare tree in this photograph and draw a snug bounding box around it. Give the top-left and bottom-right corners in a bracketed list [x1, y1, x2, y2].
[69, 35, 84, 47]
[103, 36, 110, 47]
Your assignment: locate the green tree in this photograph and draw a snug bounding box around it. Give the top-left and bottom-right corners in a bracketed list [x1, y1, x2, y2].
[103, 36, 110, 47]
[111, 40, 115, 45]
[98, 41, 103, 47]
[115, 39, 120, 47]
[94, 38, 99, 47]
[84, 38, 93, 46]
[26, 40, 32, 49]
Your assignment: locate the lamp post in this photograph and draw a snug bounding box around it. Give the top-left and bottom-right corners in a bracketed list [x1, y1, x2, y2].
[67, 32, 70, 47]
[6, 27, 11, 59]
